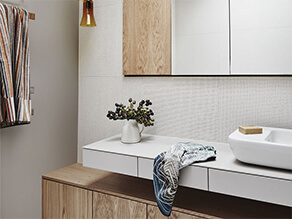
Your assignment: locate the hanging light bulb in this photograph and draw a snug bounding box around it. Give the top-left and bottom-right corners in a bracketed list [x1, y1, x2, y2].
[80, 0, 96, 27]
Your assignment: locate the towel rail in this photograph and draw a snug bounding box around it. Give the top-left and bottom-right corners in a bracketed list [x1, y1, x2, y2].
[0, 1, 35, 20]
[28, 12, 35, 20]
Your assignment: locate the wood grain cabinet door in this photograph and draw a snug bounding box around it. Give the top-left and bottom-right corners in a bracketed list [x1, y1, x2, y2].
[42, 180, 92, 219]
[147, 205, 201, 219]
[93, 192, 147, 219]
[123, 0, 171, 75]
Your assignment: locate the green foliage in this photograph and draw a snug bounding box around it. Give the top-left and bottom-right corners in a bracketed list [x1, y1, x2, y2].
[106, 98, 155, 127]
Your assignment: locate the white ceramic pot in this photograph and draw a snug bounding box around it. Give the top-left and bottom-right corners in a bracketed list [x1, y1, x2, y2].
[121, 120, 144, 144]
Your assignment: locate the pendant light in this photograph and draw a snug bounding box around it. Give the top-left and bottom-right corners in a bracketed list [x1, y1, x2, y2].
[80, 0, 96, 27]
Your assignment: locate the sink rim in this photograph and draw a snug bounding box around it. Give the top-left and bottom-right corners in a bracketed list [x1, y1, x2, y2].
[229, 126, 292, 147]
[228, 126, 292, 170]
[265, 129, 292, 145]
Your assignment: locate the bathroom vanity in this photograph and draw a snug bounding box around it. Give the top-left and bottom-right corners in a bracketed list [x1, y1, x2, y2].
[42, 135, 291, 218]
[43, 164, 222, 218]
[83, 134, 292, 207]
[42, 164, 291, 219]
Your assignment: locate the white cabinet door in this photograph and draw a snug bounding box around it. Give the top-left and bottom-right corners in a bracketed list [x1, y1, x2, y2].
[231, 0, 292, 75]
[172, 0, 229, 75]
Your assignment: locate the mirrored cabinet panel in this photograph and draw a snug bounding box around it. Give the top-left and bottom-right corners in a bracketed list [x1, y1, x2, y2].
[172, 0, 229, 75]
[231, 0, 292, 75]
[123, 0, 292, 76]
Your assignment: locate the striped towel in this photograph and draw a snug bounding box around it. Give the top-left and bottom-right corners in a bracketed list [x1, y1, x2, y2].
[0, 3, 31, 128]
[153, 142, 216, 216]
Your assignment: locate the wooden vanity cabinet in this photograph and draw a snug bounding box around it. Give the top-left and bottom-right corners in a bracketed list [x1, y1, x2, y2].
[42, 179, 195, 219]
[148, 205, 199, 219]
[42, 164, 291, 219]
[93, 192, 147, 219]
[123, 0, 171, 75]
[42, 164, 209, 219]
[42, 180, 92, 218]
[42, 180, 147, 219]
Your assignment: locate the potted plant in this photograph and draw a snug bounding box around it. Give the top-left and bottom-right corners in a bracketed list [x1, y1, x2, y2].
[106, 98, 154, 143]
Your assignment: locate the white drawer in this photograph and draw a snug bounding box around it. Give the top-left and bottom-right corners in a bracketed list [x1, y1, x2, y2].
[138, 158, 153, 180]
[180, 165, 208, 191]
[138, 158, 208, 190]
[209, 169, 292, 207]
[83, 149, 137, 177]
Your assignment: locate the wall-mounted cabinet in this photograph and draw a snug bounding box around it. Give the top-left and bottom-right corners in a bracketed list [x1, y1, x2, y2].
[123, 0, 171, 75]
[123, 0, 292, 76]
[172, 0, 229, 75]
[231, 0, 292, 75]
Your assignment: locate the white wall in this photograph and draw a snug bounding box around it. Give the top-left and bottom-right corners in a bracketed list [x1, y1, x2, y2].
[78, 0, 292, 162]
[0, 0, 78, 218]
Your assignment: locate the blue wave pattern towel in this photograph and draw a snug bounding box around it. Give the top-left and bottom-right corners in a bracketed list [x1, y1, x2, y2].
[153, 142, 216, 216]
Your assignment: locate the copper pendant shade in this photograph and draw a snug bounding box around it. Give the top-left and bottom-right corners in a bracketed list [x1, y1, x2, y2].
[80, 0, 96, 27]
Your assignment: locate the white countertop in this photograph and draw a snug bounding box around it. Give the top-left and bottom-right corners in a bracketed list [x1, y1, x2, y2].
[83, 134, 292, 181]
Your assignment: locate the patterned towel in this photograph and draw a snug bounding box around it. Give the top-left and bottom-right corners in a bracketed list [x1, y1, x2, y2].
[153, 142, 216, 216]
[0, 3, 31, 128]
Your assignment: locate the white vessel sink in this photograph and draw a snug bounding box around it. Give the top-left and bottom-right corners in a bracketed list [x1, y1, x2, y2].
[229, 127, 292, 170]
